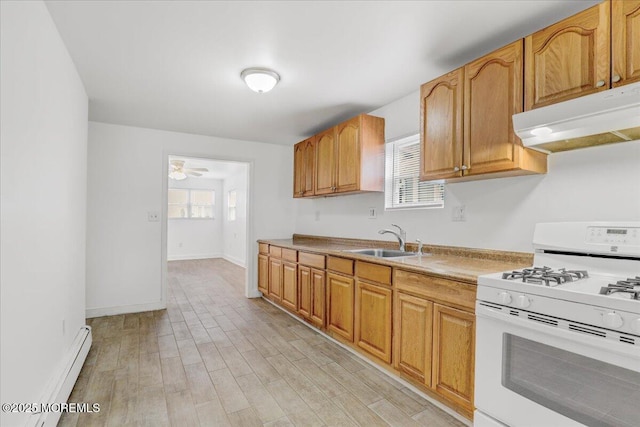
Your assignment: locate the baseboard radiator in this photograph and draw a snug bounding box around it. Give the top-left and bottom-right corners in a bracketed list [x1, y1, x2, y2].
[32, 326, 92, 427]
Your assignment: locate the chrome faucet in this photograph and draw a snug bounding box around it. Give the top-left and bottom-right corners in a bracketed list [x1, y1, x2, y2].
[378, 224, 406, 251]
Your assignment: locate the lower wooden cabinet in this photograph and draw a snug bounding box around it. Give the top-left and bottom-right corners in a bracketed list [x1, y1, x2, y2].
[298, 265, 312, 318]
[310, 268, 326, 327]
[393, 269, 476, 417]
[258, 245, 476, 420]
[326, 272, 355, 342]
[281, 261, 298, 311]
[258, 254, 269, 294]
[394, 292, 433, 385]
[355, 280, 392, 363]
[298, 266, 326, 327]
[268, 257, 282, 301]
[432, 303, 475, 410]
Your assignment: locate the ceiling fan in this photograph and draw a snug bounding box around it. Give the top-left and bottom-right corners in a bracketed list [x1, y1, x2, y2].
[168, 159, 208, 180]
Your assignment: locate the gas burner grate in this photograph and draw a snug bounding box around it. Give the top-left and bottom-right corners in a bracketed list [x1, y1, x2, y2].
[599, 276, 640, 300]
[502, 266, 589, 287]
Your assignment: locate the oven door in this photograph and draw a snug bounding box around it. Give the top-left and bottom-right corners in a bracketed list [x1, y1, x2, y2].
[475, 302, 640, 427]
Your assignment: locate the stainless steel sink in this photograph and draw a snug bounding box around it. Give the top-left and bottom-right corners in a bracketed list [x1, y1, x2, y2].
[344, 248, 418, 258]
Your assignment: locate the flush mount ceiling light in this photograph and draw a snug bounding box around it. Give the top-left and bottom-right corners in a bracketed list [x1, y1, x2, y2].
[241, 67, 280, 93]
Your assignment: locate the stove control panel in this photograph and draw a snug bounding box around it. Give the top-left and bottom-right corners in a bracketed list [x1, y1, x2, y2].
[586, 226, 640, 246]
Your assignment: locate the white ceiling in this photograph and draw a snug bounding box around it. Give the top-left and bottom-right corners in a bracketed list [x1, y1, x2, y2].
[45, 0, 599, 146]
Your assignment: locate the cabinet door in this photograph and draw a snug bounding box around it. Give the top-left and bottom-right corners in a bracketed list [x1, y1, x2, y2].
[281, 261, 298, 311]
[310, 268, 326, 327]
[612, 0, 640, 87]
[432, 304, 475, 411]
[355, 280, 392, 363]
[298, 265, 312, 319]
[326, 272, 354, 341]
[464, 40, 523, 176]
[420, 68, 464, 181]
[293, 141, 305, 198]
[315, 128, 336, 195]
[268, 258, 282, 301]
[302, 138, 316, 196]
[525, 1, 610, 110]
[394, 292, 433, 386]
[335, 116, 360, 193]
[258, 254, 269, 294]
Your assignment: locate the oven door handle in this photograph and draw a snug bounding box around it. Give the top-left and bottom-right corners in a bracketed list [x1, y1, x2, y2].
[476, 304, 640, 360]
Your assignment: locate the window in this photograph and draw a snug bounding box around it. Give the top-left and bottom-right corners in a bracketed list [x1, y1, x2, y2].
[168, 189, 215, 219]
[385, 134, 444, 210]
[228, 190, 237, 221]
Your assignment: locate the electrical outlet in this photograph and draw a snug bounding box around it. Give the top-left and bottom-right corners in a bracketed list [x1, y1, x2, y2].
[368, 207, 377, 219]
[452, 205, 466, 222]
[147, 211, 160, 222]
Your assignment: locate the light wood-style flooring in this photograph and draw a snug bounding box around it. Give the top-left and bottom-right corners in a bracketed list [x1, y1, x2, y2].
[60, 258, 466, 426]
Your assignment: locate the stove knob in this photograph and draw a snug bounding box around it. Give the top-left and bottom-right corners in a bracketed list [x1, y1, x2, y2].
[498, 292, 512, 305]
[516, 295, 531, 309]
[602, 312, 624, 329]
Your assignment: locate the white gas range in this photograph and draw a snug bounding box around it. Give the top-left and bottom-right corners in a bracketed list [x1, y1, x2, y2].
[474, 222, 640, 427]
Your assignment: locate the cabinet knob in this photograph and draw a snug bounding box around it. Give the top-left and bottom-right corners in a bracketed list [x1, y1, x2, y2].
[331, 186, 336, 191]
[461, 165, 468, 171]
[453, 166, 460, 172]
[596, 80, 606, 88]
[612, 75, 621, 83]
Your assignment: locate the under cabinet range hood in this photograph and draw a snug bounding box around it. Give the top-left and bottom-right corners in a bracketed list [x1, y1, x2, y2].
[513, 81, 640, 153]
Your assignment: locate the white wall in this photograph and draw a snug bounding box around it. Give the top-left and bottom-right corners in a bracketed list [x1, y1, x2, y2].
[167, 178, 223, 260]
[0, 2, 88, 426]
[294, 92, 640, 253]
[86, 121, 294, 316]
[222, 164, 249, 267]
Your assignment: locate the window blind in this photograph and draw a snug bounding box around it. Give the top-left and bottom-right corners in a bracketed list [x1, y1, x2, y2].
[384, 134, 444, 210]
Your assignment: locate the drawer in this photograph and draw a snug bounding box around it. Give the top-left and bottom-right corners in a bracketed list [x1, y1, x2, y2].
[282, 248, 297, 262]
[356, 261, 391, 286]
[394, 269, 476, 311]
[327, 256, 354, 275]
[258, 243, 269, 254]
[298, 252, 325, 269]
[269, 246, 282, 258]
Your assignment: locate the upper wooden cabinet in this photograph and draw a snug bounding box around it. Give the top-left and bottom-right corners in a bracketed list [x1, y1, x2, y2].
[420, 41, 547, 182]
[612, 0, 640, 87]
[293, 138, 315, 198]
[525, 1, 610, 110]
[420, 69, 464, 181]
[314, 128, 336, 195]
[465, 41, 546, 177]
[294, 114, 385, 197]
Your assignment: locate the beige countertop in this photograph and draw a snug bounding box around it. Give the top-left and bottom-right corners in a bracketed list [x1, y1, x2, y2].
[259, 235, 533, 284]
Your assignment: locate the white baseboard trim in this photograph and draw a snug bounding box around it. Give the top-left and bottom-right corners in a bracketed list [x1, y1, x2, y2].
[261, 298, 472, 427]
[86, 301, 166, 318]
[167, 253, 222, 261]
[222, 254, 246, 268]
[31, 326, 92, 427]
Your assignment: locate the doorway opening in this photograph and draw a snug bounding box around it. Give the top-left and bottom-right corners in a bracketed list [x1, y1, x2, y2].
[164, 155, 250, 297]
